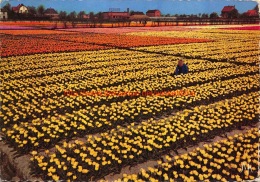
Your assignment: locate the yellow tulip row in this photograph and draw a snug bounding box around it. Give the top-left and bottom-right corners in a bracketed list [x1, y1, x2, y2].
[131, 29, 258, 64]
[199, 50, 259, 62]
[0, 48, 129, 68]
[0, 59, 213, 105]
[2, 55, 208, 91]
[3, 73, 259, 151]
[135, 40, 257, 56]
[1, 60, 236, 127]
[106, 65, 258, 93]
[179, 47, 258, 61]
[1, 59, 258, 128]
[128, 29, 259, 42]
[30, 91, 259, 181]
[118, 127, 259, 182]
[7, 56, 231, 84]
[3, 57, 175, 82]
[2, 52, 172, 80]
[136, 42, 258, 64]
[236, 55, 259, 64]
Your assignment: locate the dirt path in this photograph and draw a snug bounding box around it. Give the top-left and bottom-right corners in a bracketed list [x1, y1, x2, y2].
[0, 136, 41, 181]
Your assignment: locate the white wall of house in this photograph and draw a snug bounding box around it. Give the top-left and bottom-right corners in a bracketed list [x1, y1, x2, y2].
[0, 11, 8, 20]
[19, 6, 28, 13]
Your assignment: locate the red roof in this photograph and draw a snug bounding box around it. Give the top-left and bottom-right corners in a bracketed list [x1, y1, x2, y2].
[246, 9, 258, 17]
[12, 4, 24, 12]
[222, 6, 235, 13]
[146, 10, 160, 13]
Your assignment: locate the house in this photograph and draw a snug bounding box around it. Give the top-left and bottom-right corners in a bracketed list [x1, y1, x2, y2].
[0, 9, 8, 20]
[44, 8, 59, 19]
[102, 12, 129, 20]
[12, 4, 28, 14]
[146, 9, 161, 17]
[221, 5, 238, 18]
[82, 14, 90, 19]
[245, 9, 258, 17]
[130, 11, 145, 16]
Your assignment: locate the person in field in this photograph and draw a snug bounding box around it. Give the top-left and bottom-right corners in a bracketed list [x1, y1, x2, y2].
[174, 59, 188, 75]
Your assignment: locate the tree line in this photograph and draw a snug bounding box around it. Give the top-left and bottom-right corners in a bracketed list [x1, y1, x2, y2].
[2, 3, 258, 21]
[163, 5, 258, 19]
[2, 3, 98, 21]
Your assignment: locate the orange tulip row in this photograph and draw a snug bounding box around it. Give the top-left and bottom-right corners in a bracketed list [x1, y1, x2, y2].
[1, 32, 210, 57]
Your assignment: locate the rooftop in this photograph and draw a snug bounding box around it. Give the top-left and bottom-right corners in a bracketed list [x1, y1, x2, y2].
[44, 8, 58, 15]
[222, 6, 235, 13]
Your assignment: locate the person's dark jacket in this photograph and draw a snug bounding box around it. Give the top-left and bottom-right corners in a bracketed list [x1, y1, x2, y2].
[175, 64, 188, 75]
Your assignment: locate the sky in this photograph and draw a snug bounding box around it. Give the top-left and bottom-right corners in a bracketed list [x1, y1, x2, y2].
[1, 0, 258, 15]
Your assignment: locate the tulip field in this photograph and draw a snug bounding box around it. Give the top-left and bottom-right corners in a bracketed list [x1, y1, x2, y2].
[0, 26, 259, 181]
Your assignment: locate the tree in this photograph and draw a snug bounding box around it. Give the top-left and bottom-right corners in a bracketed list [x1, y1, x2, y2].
[210, 12, 218, 19]
[190, 14, 198, 18]
[27, 6, 37, 17]
[78, 11, 86, 19]
[239, 12, 248, 18]
[2, 3, 14, 18]
[89, 12, 95, 20]
[96, 12, 103, 20]
[254, 5, 259, 12]
[68, 11, 77, 20]
[59, 11, 67, 20]
[229, 9, 239, 18]
[2, 3, 11, 12]
[201, 13, 209, 18]
[37, 5, 45, 16]
[130, 10, 135, 15]
[59, 11, 68, 28]
[96, 12, 104, 27]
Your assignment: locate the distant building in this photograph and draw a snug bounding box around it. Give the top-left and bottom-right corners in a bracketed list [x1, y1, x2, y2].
[130, 11, 145, 16]
[221, 5, 238, 18]
[44, 8, 59, 19]
[146, 10, 161, 17]
[82, 14, 90, 19]
[12, 4, 28, 14]
[130, 14, 150, 21]
[245, 9, 258, 17]
[0, 9, 8, 20]
[102, 12, 129, 20]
